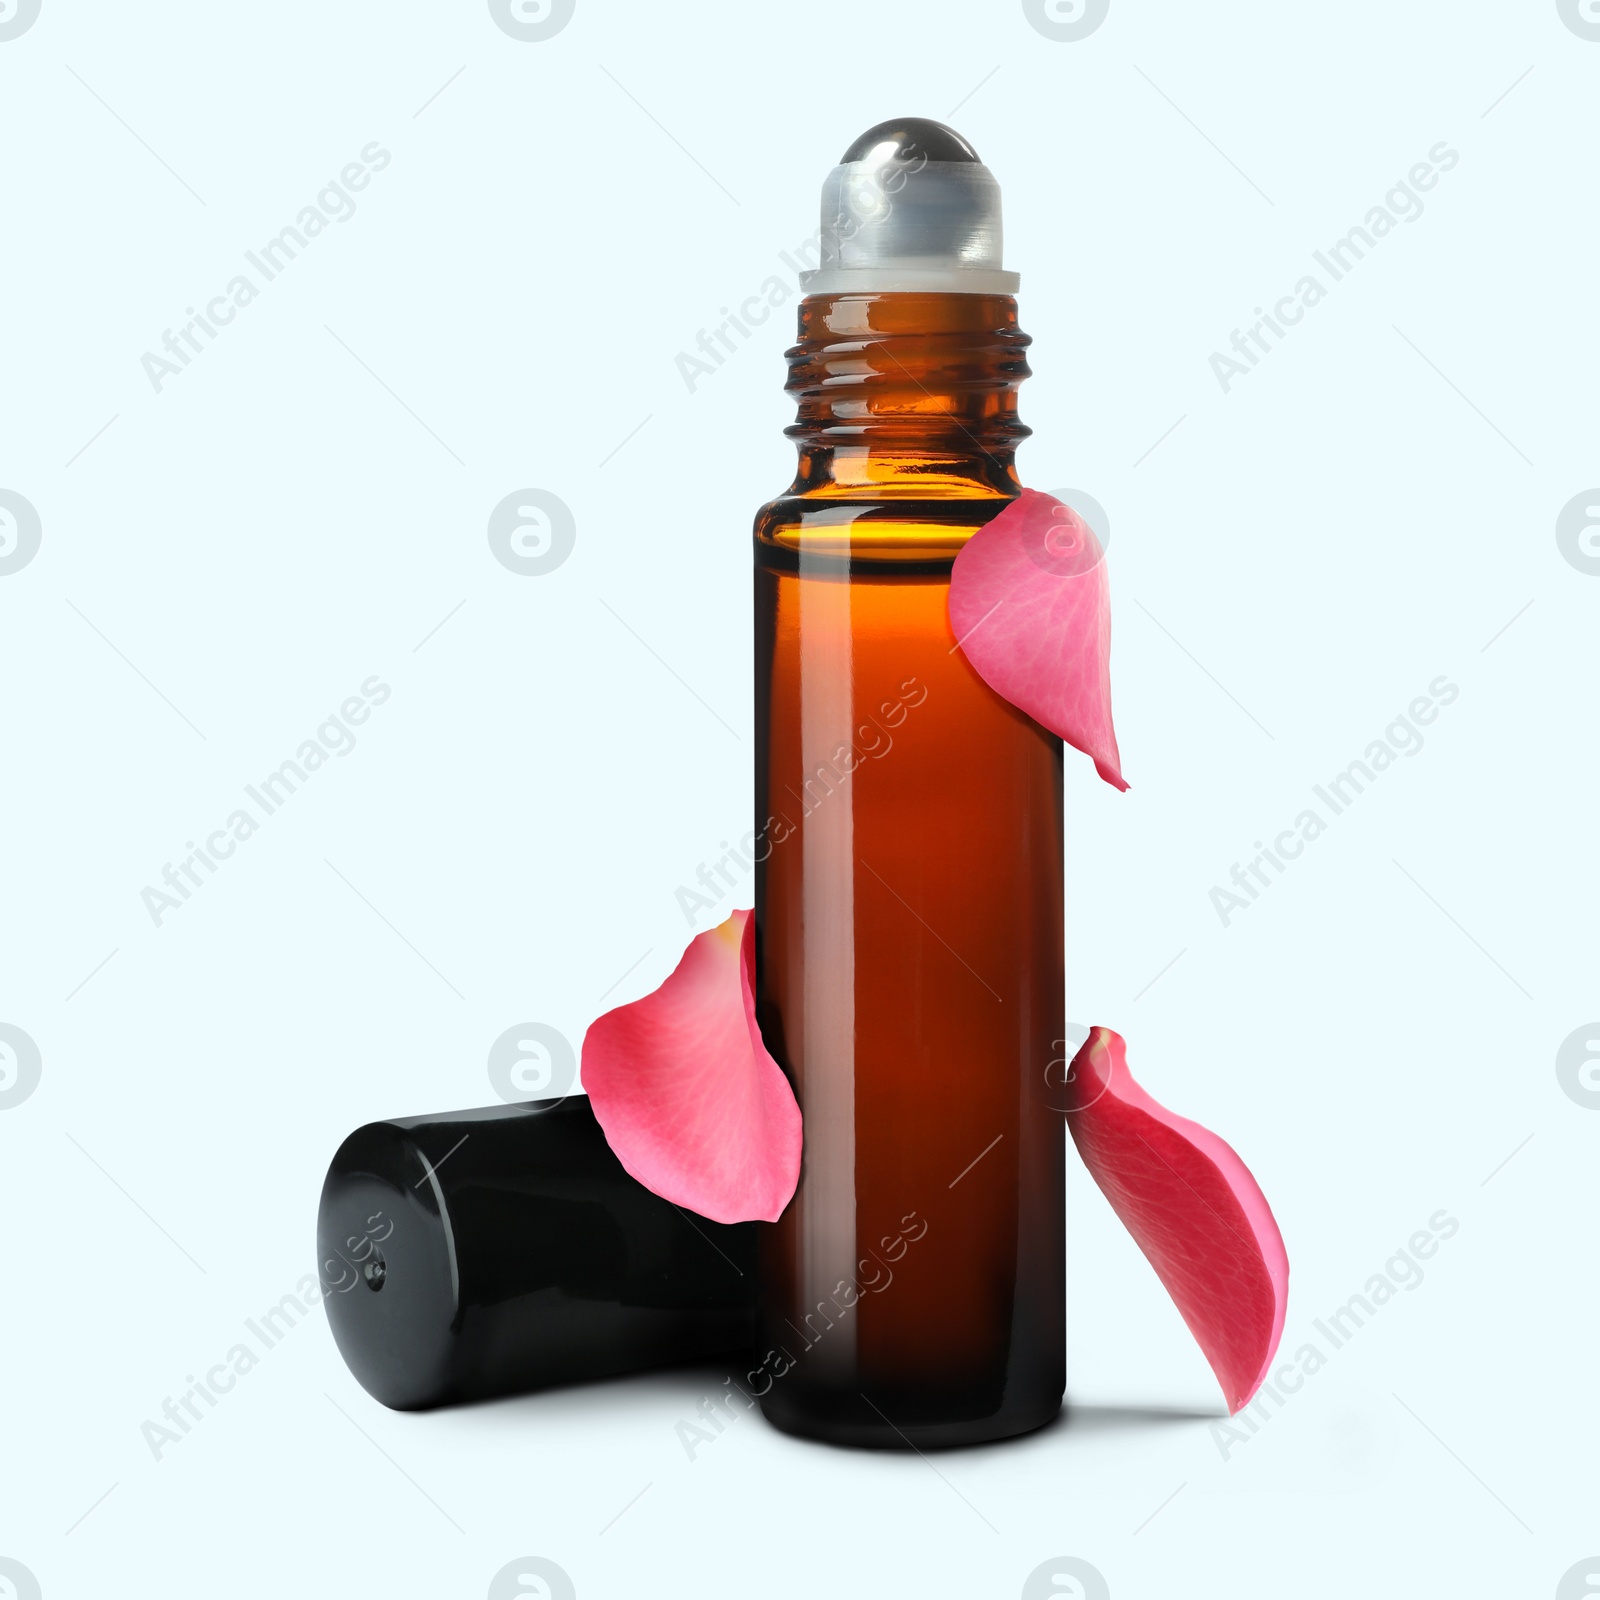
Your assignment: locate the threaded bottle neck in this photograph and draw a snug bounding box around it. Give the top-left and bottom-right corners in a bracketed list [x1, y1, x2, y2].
[783, 292, 1031, 495]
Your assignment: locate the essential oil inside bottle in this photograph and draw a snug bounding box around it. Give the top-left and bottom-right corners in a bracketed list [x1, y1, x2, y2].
[753, 119, 1065, 1448]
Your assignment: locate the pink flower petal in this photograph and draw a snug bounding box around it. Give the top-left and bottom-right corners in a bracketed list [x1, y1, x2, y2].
[1064, 1027, 1288, 1413]
[949, 488, 1127, 790]
[582, 909, 802, 1225]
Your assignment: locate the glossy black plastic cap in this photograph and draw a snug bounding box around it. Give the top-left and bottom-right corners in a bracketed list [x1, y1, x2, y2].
[318, 1097, 756, 1410]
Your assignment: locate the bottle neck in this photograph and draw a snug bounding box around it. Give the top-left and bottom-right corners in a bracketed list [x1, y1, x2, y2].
[783, 292, 1031, 497]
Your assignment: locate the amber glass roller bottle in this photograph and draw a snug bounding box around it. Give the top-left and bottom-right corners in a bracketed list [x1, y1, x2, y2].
[753, 120, 1064, 1447]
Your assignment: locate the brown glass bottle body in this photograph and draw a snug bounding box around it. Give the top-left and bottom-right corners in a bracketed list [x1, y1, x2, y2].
[753, 292, 1065, 1447]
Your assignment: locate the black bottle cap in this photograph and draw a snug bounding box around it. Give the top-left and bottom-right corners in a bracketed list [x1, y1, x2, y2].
[318, 1096, 756, 1409]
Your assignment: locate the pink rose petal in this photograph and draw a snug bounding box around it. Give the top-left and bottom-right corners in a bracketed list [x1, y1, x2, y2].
[949, 488, 1127, 790]
[1064, 1027, 1288, 1413]
[582, 908, 802, 1225]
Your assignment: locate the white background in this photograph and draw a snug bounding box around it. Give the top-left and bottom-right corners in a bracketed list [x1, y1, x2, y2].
[2, 2, 1596, 1596]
